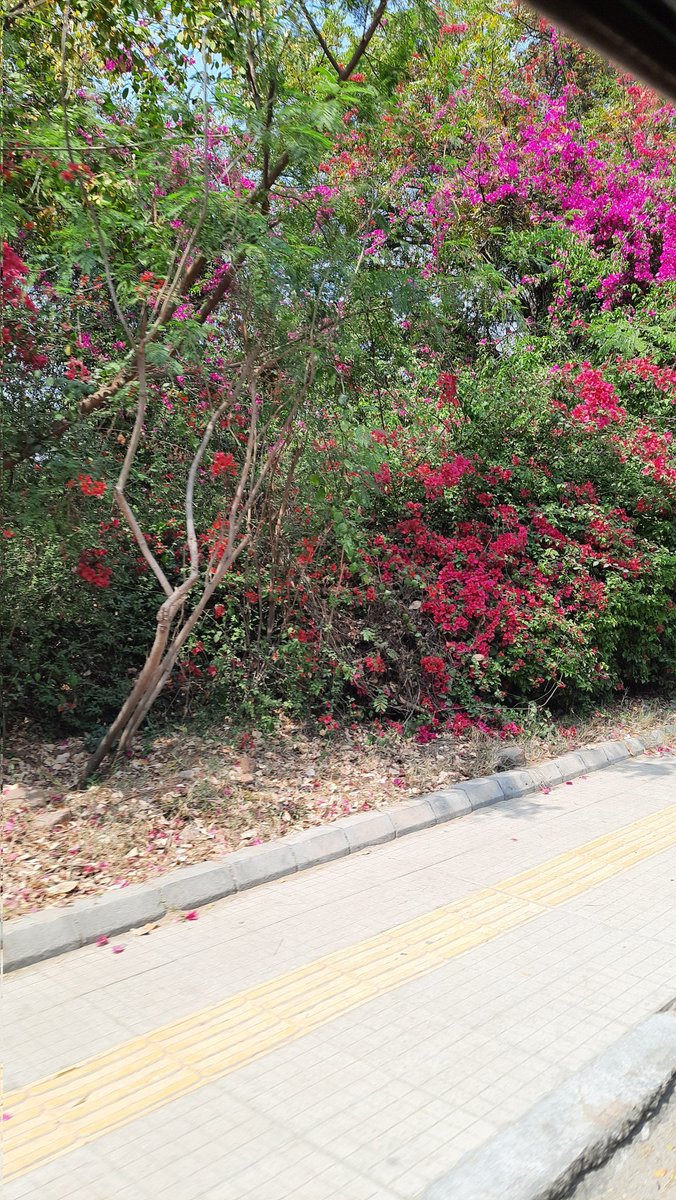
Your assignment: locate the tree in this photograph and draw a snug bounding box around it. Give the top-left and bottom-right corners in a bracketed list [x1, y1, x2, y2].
[3, 0, 418, 771]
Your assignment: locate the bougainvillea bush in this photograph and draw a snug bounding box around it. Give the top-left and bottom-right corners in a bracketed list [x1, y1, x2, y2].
[2, 0, 675, 761]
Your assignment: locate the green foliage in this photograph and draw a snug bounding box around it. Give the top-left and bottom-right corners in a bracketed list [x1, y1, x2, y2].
[3, 0, 676, 742]
[3, 518, 158, 730]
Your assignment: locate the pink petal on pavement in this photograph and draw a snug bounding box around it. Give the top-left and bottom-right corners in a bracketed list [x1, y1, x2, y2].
[111, 945, 125, 954]
[184, 910, 198, 921]
[95, 935, 109, 946]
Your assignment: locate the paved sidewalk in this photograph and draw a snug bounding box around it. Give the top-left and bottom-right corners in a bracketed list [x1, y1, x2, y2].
[3, 752, 676, 1199]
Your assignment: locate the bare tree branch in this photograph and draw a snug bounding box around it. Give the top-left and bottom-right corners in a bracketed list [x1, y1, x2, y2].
[114, 491, 174, 597]
[298, 0, 342, 74]
[298, 0, 387, 80]
[113, 348, 174, 596]
[339, 0, 387, 79]
[251, 150, 289, 205]
[185, 356, 250, 571]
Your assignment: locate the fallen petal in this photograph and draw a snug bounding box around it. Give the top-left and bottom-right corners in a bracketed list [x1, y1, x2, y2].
[95, 935, 109, 947]
[111, 945, 125, 954]
[184, 910, 198, 921]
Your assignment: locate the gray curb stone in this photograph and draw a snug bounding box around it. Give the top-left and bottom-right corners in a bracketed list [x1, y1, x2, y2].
[456, 776, 504, 810]
[530, 761, 564, 789]
[70, 884, 165, 944]
[332, 809, 396, 850]
[424, 790, 472, 821]
[579, 744, 611, 771]
[422, 1010, 676, 1200]
[228, 842, 297, 891]
[552, 751, 587, 780]
[285, 825, 350, 869]
[3, 910, 80, 969]
[157, 863, 237, 910]
[597, 739, 630, 765]
[496, 768, 539, 801]
[2, 722, 673, 972]
[388, 799, 438, 836]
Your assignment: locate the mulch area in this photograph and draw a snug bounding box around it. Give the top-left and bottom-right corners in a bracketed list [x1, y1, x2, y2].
[2, 699, 673, 919]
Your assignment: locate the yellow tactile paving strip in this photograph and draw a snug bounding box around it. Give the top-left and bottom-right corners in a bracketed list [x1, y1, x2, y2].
[5, 802, 676, 1182]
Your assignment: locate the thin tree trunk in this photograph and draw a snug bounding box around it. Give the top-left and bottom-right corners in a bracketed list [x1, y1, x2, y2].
[81, 344, 316, 781]
[83, 607, 174, 776]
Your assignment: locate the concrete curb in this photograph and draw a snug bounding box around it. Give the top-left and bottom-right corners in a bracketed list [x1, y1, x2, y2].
[3, 722, 675, 973]
[421, 1010, 676, 1200]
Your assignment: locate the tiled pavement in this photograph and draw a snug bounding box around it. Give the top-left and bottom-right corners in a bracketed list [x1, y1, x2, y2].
[3, 753, 676, 1199]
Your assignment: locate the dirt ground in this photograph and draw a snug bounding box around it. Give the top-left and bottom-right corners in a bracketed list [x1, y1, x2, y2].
[2, 698, 674, 919]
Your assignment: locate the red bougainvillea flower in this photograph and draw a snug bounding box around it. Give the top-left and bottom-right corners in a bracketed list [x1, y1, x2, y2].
[76, 548, 112, 588]
[67, 473, 106, 497]
[364, 653, 386, 674]
[569, 364, 626, 429]
[415, 724, 438, 744]
[213, 603, 225, 618]
[318, 711, 339, 730]
[417, 454, 474, 498]
[2, 242, 49, 368]
[437, 371, 458, 406]
[421, 654, 450, 691]
[374, 462, 392, 488]
[59, 162, 93, 182]
[211, 451, 237, 478]
[65, 358, 91, 381]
